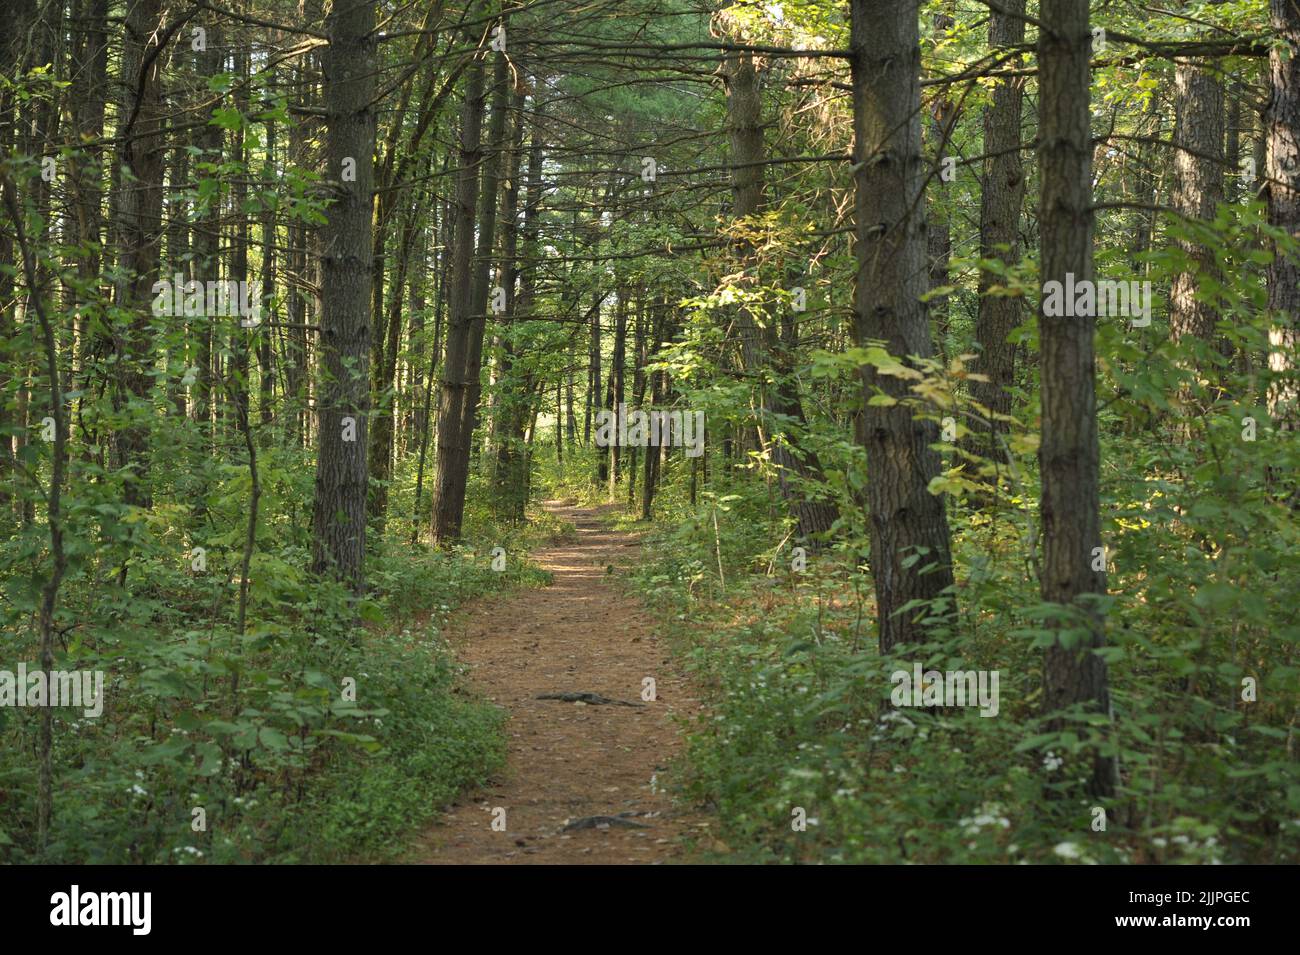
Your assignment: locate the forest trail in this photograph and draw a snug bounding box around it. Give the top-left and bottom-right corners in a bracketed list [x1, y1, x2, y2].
[410, 502, 708, 864]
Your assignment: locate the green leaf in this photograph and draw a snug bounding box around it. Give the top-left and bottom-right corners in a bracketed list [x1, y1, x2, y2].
[259, 727, 291, 751]
[139, 736, 190, 765]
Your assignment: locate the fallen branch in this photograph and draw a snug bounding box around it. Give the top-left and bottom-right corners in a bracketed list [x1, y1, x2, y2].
[536, 692, 645, 707]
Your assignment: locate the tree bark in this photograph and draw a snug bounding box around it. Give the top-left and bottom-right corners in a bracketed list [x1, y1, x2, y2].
[68, 0, 108, 425]
[310, 0, 376, 590]
[725, 48, 838, 545]
[966, 0, 1025, 460]
[431, 49, 487, 542]
[640, 301, 665, 520]
[608, 291, 626, 497]
[849, 0, 956, 652]
[1170, 61, 1224, 346]
[462, 53, 511, 461]
[193, 21, 223, 436]
[926, 10, 958, 355]
[112, 0, 167, 511]
[1037, 0, 1116, 797]
[1266, 0, 1300, 429]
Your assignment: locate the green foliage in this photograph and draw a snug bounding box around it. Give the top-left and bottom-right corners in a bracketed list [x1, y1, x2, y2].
[612, 199, 1299, 862]
[2, 0, 1295, 869]
[0, 519, 526, 861]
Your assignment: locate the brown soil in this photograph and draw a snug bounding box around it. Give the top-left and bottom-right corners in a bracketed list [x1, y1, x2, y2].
[409, 501, 708, 864]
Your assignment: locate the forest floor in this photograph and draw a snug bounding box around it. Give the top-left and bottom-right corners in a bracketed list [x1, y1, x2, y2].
[408, 501, 710, 864]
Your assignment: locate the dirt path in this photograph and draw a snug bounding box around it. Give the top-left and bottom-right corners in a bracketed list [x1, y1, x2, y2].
[410, 502, 707, 864]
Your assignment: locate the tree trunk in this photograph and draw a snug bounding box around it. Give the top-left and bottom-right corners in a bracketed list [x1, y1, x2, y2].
[310, 0, 376, 590]
[966, 0, 1025, 460]
[1266, 0, 1300, 429]
[258, 84, 277, 432]
[461, 52, 511, 465]
[1037, 0, 1116, 797]
[1170, 62, 1224, 347]
[641, 306, 664, 521]
[926, 10, 958, 355]
[167, 96, 191, 418]
[112, 0, 166, 511]
[68, 0, 108, 429]
[369, 187, 425, 531]
[849, 0, 956, 652]
[193, 21, 223, 436]
[608, 291, 626, 497]
[493, 82, 544, 520]
[229, 43, 251, 441]
[628, 294, 647, 505]
[407, 220, 430, 453]
[724, 48, 838, 545]
[433, 43, 508, 543]
[430, 49, 486, 542]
